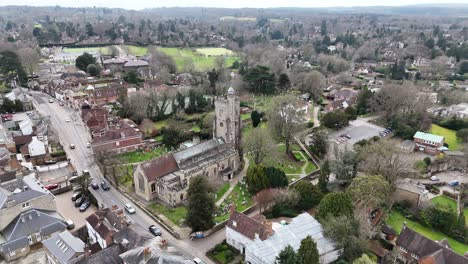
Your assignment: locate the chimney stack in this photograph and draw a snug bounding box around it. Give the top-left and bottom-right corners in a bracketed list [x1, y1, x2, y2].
[264, 220, 273, 237]
[143, 247, 151, 261]
[229, 204, 236, 215]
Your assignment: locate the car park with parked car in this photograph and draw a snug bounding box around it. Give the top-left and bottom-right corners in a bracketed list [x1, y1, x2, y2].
[74, 196, 85, 207]
[79, 199, 91, 212]
[45, 183, 59, 190]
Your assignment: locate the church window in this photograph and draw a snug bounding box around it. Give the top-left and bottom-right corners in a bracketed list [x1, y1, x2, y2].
[158, 185, 165, 195]
[138, 175, 145, 192]
[151, 183, 156, 193]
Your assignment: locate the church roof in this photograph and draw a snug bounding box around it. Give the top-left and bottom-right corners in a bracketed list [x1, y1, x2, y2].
[173, 138, 223, 165]
[140, 154, 179, 182]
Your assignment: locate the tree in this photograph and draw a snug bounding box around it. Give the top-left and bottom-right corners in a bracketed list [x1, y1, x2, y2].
[208, 69, 219, 95]
[255, 188, 278, 213]
[460, 60, 468, 74]
[353, 254, 375, 264]
[146, 91, 170, 121]
[251, 110, 262, 128]
[75, 53, 96, 72]
[86, 64, 99, 76]
[390, 60, 407, 80]
[316, 192, 353, 220]
[421, 204, 458, 235]
[161, 126, 190, 149]
[347, 175, 391, 209]
[331, 149, 358, 183]
[345, 106, 358, 120]
[278, 73, 291, 91]
[275, 245, 299, 264]
[0, 50, 28, 85]
[456, 128, 468, 143]
[123, 70, 139, 84]
[294, 181, 323, 210]
[297, 236, 320, 264]
[294, 71, 325, 101]
[268, 95, 305, 154]
[186, 176, 215, 232]
[356, 87, 373, 115]
[176, 92, 185, 113]
[321, 111, 349, 129]
[243, 65, 277, 95]
[246, 165, 269, 194]
[265, 167, 288, 188]
[86, 23, 95, 36]
[318, 160, 330, 193]
[308, 130, 328, 158]
[321, 20, 327, 36]
[243, 127, 274, 165]
[18, 48, 41, 75]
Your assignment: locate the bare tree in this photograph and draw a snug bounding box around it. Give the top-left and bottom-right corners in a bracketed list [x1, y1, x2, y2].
[255, 189, 278, 213]
[242, 127, 275, 165]
[268, 95, 305, 154]
[18, 47, 40, 75]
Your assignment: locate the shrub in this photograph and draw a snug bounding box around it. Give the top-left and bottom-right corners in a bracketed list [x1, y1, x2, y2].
[225, 250, 234, 261]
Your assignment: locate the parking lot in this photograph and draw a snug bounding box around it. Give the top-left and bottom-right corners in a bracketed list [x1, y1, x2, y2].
[55, 190, 97, 231]
[329, 118, 387, 148]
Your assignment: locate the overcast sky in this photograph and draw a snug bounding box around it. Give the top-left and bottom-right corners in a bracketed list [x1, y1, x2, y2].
[1, 1, 467, 10]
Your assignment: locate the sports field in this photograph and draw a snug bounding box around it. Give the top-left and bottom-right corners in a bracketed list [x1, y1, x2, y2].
[62, 46, 111, 55]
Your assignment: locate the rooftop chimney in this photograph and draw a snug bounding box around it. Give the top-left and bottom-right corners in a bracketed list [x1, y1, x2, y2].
[229, 204, 236, 215]
[263, 220, 273, 237]
[143, 247, 151, 261]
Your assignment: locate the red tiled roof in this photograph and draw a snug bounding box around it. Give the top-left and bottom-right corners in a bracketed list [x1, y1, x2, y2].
[14, 135, 33, 146]
[227, 211, 270, 241]
[140, 154, 179, 182]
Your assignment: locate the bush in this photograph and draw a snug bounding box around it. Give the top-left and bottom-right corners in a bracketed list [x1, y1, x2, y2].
[225, 250, 234, 262]
[424, 157, 432, 166]
[214, 243, 224, 253]
[50, 151, 66, 157]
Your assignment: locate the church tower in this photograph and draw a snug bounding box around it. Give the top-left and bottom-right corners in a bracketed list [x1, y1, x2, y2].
[214, 87, 240, 151]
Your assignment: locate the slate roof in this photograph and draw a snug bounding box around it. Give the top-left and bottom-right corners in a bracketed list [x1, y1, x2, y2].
[113, 224, 154, 249]
[396, 227, 468, 264]
[0, 209, 66, 251]
[414, 131, 444, 144]
[42, 231, 85, 264]
[1, 189, 47, 209]
[140, 154, 179, 182]
[227, 211, 270, 241]
[119, 241, 192, 264]
[173, 138, 222, 164]
[85, 208, 128, 243]
[75, 244, 124, 264]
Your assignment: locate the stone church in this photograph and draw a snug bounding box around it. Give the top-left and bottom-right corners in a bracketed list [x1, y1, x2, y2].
[133, 87, 241, 206]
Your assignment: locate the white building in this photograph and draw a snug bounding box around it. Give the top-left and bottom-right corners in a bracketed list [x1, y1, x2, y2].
[19, 118, 33, 136]
[244, 213, 342, 264]
[28, 137, 46, 157]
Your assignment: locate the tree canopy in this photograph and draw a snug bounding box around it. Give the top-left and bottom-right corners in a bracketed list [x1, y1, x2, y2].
[75, 52, 97, 72]
[186, 176, 215, 232]
[316, 192, 353, 220]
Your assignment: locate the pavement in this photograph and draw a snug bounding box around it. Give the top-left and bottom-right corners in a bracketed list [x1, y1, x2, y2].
[31, 92, 219, 264]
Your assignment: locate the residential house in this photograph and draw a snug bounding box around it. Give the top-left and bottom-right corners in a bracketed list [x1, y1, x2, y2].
[396, 226, 468, 263]
[123, 60, 149, 78]
[85, 206, 130, 250]
[393, 178, 427, 208]
[18, 118, 33, 136]
[243, 213, 341, 264]
[324, 88, 358, 112]
[91, 119, 144, 154]
[81, 107, 108, 137]
[413, 131, 446, 155]
[27, 136, 46, 158]
[43, 230, 85, 264]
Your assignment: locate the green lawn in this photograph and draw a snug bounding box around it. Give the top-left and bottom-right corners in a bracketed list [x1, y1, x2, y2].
[195, 47, 234, 56]
[215, 183, 253, 223]
[431, 195, 468, 225]
[63, 46, 111, 55]
[216, 183, 231, 202]
[387, 211, 468, 255]
[123, 45, 149, 56]
[263, 144, 305, 175]
[191, 125, 201, 133]
[153, 120, 168, 130]
[0, 82, 9, 93]
[430, 124, 460, 150]
[146, 203, 187, 227]
[305, 162, 318, 174]
[241, 113, 251, 121]
[117, 165, 134, 189]
[116, 147, 167, 164]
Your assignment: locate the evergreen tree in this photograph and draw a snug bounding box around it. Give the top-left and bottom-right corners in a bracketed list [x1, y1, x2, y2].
[251, 110, 262, 128]
[321, 20, 327, 36]
[316, 192, 353, 220]
[75, 53, 97, 71]
[297, 236, 320, 264]
[186, 176, 215, 232]
[265, 167, 288, 188]
[278, 73, 291, 91]
[294, 181, 323, 210]
[0, 50, 28, 85]
[318, 160, 330, 193]
[246, 165, 269, 194]
[356, 87, 373, 115]
[243, 65, 277, 95]
[275, 245, 299, 264]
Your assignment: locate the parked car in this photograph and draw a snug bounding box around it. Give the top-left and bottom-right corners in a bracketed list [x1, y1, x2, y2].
[59, 102, 64, 106]
[74, 196, 85, 207]
[193, 258, 206, 264]
[90, 182, 99, 190]
[86, 143, 91, 148]
[125, 203, 136, 214]
[71, 192, 82, 201]
[149, 225, 161, 236]
[48, 99, 53, 103]
[70, 144, 75, 149]
[449, 180, 459, 186]
[83, 169, 90, 175]
[64, 220, 75, 230]
[100, 181, 110, 191]
[79, 199, 91, 212]
[430, 176, 440, 181]
[45, 183, 59, 190]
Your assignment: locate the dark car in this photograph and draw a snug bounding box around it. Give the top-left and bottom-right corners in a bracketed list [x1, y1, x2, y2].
[100, 181, 110, 191]
[149, 225, 162, 236]
[71, 192, 82, 201]
[90, 182, 99, 190]
[79, 199, 91, 212]
[74, 196, 85, 207]
[45, 183, 59, 190]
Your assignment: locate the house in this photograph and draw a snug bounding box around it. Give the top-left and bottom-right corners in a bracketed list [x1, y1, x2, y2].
[43, 230, 85, 264]
[123, 60, 149, 78]
[81, 107, 108, 137]
[243, 213, 341, 264]
[27, 136, 46, 157]
[413, 131, 446, 155]
[393, 178, 427, 208]
[396, 226, 468, 263]
[399, 140, 416, 153]
[91, 119, 144, 154]
[226, 207, 272, 254]
[133, 88, 240, 206]
[19, 118, 33, 136]
[85, 206, 130, 250]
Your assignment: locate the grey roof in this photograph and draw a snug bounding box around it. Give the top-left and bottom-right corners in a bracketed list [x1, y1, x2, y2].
[246, 213, 341, 264]
[119, 240, 192, 264]
[173, 138, 223, 164]
[76, 244, 124, 264]
[42, 231, 85, 264]
[1, 209, 65, 251]
[1, 189, 47, 209]
[113, 225, 154, 249]
[124, 60, 149, 67]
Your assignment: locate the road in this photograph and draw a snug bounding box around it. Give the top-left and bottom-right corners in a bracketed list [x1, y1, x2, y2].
[31, 92, 217, 263]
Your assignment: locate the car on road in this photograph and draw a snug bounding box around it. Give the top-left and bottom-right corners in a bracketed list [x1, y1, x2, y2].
[149, 225, 162, 236]
[79, 199, 91, 212]
[193, 258, 206, 264]
[48, 99, 54, 103]
[125, 203, 136, 214]
[86, 143, 91, 148]
[430, 176, 440, 181]
[45, 183, 59, 190]
[65, 119, 70, 122]
[90, 182, 99, 190]
[340, 134, 351, 139]
[449, 180, 459, 186]
[70, 144, 75, 149]
[100, 181, 110, 191]
[59, 102, 64, 106]
[64, 220, 75, 230]
[71, 192, 82, 201]
[74, 196, 85, 207]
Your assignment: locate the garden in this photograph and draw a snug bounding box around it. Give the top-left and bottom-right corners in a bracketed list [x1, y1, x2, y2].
[207, 240, 241, 264]
[215, 182, 253, 223]
[430, 124, 460, 150]
[263, 143, 317, 177]
[146, 202, 188, 227]
[431, 195, 468, 225]
[115, 147, 168, 164]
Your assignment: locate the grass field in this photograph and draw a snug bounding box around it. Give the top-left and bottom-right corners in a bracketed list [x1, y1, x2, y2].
[431, 195, 468, 225]
[123, 45, 148, 56]
[263, 144, 306, 175]
[146, 203, 187, 227]
[430, 124, 459, 150]
[116, 147, 167, 164]
[63, 46, 111, 55]
[215, 183, 230, 202]
[387, 211, 468, 255]
[157, 47, 239, 72]
[195, 47, 234, 56]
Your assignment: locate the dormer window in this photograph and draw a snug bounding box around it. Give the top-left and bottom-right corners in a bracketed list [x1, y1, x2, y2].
[232, 221, 237, 227]
[22, 202, 30, 209]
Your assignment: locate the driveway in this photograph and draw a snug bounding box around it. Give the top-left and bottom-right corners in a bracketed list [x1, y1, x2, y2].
[55, 190, 97, 231]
